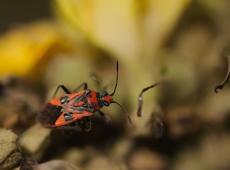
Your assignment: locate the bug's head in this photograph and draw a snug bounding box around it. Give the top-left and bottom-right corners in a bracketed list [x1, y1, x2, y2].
[100, 91, 113, 106]
[99, 61, 133, 125]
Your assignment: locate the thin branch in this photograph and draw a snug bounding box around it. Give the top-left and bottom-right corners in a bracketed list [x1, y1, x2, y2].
[214, 55, 230, 93]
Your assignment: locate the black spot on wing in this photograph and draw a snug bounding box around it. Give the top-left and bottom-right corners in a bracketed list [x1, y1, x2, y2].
[37, 104, 62, 126]
[60, 96, 69, 104]
[85, 90, 92, 97]
[74, 94, 86, 103]
[64, 112, 73, 121]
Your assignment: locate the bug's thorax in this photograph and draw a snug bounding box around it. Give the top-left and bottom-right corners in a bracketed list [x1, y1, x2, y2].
[48, 89, 114, 114]
[72, 89, 113, 110]
[96, 92, 113, 107]
[68, 90, 103, 112]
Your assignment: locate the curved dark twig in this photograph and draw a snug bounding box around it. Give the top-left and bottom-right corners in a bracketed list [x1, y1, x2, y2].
[214, 55, 230, 93]
[137, 83, 160, 117]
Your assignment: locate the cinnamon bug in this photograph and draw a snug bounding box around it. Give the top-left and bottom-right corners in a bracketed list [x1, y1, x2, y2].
[38, 61, 132, 130]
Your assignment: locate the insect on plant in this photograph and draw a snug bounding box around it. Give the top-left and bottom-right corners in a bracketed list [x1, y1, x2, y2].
[38, 61, 132, 131]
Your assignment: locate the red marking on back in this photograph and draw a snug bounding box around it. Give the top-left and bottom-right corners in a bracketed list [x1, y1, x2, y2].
[87, 91, 98, 103]
[49, 98, 61, 106]
[52, 111, 93, 127]
[73, 101, 84, 107]
[53, 113, 66, 127]
[86, 91, 100, 110]
[103, 96, 113, 103]
[68, 91, 85, 100]
[48, 91, 85, 106]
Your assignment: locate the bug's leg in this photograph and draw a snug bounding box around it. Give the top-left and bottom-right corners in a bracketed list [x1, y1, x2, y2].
[84, 117, 92, 132]
[137, 83, 160, 117]
[98, 110, 110, 123]
[72, 82, 88, 92]
[90, 73, 110, 92]
[79, 117, 92, 132]
[71, 121, 83, 131]
[54, 122, 82, 131]
[111, 101, 133, 126]
[90, 73, 102, 89]
[52, 85, 71, 98]
[150, 111, 164, 138]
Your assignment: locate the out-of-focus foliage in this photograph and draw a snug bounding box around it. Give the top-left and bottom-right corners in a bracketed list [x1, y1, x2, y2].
[172, 133, 230, 170]
[54, 0, 190, 60]
[19, 123, 50, 155]
[35, 160, 79, 170]
[0, 129, 21, 170]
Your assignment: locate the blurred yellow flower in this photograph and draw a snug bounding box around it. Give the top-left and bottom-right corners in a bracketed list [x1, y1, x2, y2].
[54, 0, 190, 62]
[54, 0, 191, 111]
[0, 22, 71, 78]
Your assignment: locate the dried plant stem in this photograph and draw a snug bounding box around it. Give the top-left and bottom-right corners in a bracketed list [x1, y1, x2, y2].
[215, 55, 230, 93]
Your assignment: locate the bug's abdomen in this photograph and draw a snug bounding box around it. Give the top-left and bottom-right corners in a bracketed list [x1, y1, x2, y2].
[38, 104, 63, 127]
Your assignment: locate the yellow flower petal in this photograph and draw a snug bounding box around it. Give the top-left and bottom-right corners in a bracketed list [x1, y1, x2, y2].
[0, 21, 71, 77]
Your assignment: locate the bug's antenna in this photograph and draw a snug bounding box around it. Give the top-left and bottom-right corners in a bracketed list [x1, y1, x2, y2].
[111, 100, 133, 126]
[215, 55, 230, 93]
[110, 61, 119, 96]
[137, 83, 160, 117]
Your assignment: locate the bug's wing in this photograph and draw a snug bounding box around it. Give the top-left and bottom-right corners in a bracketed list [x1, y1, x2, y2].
[38, 104, 63, 127]
[53, 110, 93, 127]
[53, 112, 70, 127]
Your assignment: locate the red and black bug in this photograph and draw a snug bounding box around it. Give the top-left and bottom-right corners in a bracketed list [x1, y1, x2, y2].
[38, 61, 131, 130]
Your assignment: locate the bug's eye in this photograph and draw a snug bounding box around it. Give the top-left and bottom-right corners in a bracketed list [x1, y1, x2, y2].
[60, 96, 69, 104]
